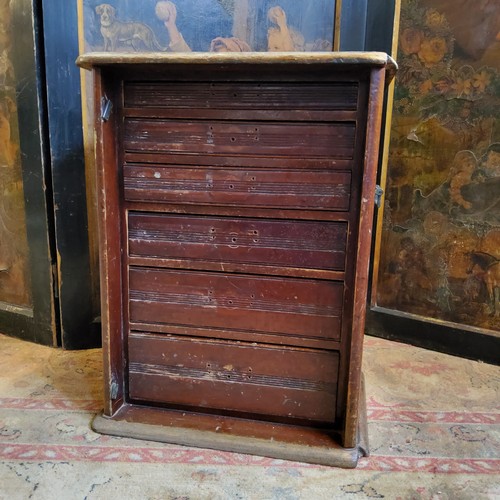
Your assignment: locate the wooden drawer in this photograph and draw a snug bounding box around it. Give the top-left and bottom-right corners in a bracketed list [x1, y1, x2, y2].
[128, 212, 348, 272]
[123, 81, 359, 122]
[123, 165, 351, 210]
[128, 332, 339, 422]
[129, 267, 343, 342]
[124, 81, 359, 112]
[123, 119, 356, 159]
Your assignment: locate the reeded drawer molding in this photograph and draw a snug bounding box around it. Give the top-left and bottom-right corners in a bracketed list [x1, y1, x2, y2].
[124, 152, 354, 171]
[123, 165, 352, 210]
[128, 212, 348, 272]
[129, 267, 344, 342]
[124, 119, 356, 159]
[124, 81, 359, 111]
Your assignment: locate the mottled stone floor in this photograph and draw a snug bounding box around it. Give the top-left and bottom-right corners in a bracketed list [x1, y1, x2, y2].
[0, 333, 498, 499]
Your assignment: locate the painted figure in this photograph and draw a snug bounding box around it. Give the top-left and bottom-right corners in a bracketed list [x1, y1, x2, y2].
[267, 6, 304, 51]
[448, 151, 477, 210]
[155, 1, 191, 52]
[210, 37, 251, 52]
[467, 252, 500, 316]
[0, 96, 17, 166]
[95, 3, 164, 51]
[0, 49, 14, 85]
[481, 143, 500, 178]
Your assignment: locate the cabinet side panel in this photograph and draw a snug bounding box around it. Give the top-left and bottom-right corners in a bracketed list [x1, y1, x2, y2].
[343, 67, 386, 448]
[94, 69, 124, 416]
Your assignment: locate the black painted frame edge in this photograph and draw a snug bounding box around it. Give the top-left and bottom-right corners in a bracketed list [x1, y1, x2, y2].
[367, 307, 500, 365]
[41, 0, 99, 349]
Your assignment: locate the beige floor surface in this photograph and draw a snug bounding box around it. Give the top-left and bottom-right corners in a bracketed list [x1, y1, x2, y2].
[0, 333, 498, 499]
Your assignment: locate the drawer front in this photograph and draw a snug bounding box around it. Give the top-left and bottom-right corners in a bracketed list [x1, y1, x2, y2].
[129, 212, 348, 271]
[129, 268, 343, 341]
[123, 166, 351, 210]
[128, 333, 339, 422]
[124, 81, 359, 112]
[124, 119, 356, 159]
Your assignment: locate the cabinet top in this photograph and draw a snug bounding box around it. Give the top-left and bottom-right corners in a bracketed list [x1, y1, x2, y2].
[76, 51, 397, 81]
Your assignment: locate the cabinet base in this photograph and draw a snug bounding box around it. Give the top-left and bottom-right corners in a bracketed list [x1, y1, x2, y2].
[92, 383, 369, 468]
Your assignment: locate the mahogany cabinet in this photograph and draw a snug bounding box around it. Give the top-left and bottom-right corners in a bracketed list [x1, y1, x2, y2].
[77, 52, 396, 467]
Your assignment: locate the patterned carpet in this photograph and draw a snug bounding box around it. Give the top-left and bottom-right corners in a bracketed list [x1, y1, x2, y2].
[0, 333, 498, 499]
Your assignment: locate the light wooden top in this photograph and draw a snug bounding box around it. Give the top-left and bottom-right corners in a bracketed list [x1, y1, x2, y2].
[76, 51, 397, 81]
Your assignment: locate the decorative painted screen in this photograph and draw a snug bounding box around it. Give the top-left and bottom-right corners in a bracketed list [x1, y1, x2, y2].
[0, 0, 32, 307]
[374, 0, 500, 333]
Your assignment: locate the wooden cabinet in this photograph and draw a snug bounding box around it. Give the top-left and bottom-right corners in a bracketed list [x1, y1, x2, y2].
[77, 52, 395, 467]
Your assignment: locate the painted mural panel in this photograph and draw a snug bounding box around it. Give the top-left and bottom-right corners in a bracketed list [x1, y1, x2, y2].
[376, 0, 500, 332]
[81, 0, 335, 53]
[0, 0, 32, 307]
